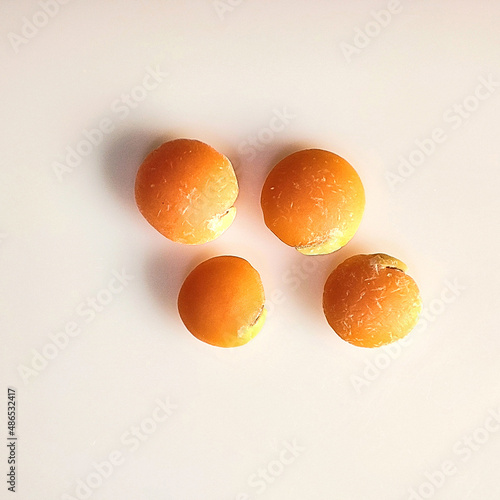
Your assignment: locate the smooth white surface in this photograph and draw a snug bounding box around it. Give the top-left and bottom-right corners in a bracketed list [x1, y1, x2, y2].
[1, 1, 500, 499]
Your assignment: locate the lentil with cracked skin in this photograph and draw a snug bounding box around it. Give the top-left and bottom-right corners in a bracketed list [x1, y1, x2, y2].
[323, 253, 422, 347]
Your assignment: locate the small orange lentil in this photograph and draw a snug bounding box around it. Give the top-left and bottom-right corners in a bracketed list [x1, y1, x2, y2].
[178, 256, 266, 347]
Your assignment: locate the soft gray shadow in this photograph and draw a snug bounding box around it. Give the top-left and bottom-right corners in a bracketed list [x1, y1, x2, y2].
[227, 140, 312, 229]
[100, 129, 169, 210]
[292, 241, 372, 323]
[144, 244, 216, 319]
[264, 140, 313, 173]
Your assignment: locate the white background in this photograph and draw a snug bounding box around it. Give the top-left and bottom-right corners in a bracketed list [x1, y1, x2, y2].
[2, 1, 500, 499]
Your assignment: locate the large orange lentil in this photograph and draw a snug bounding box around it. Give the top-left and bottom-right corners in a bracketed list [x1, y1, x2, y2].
[135, 139, 238, 244]
[261, 149, 365, 255]
[323, 253, 422, 347]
